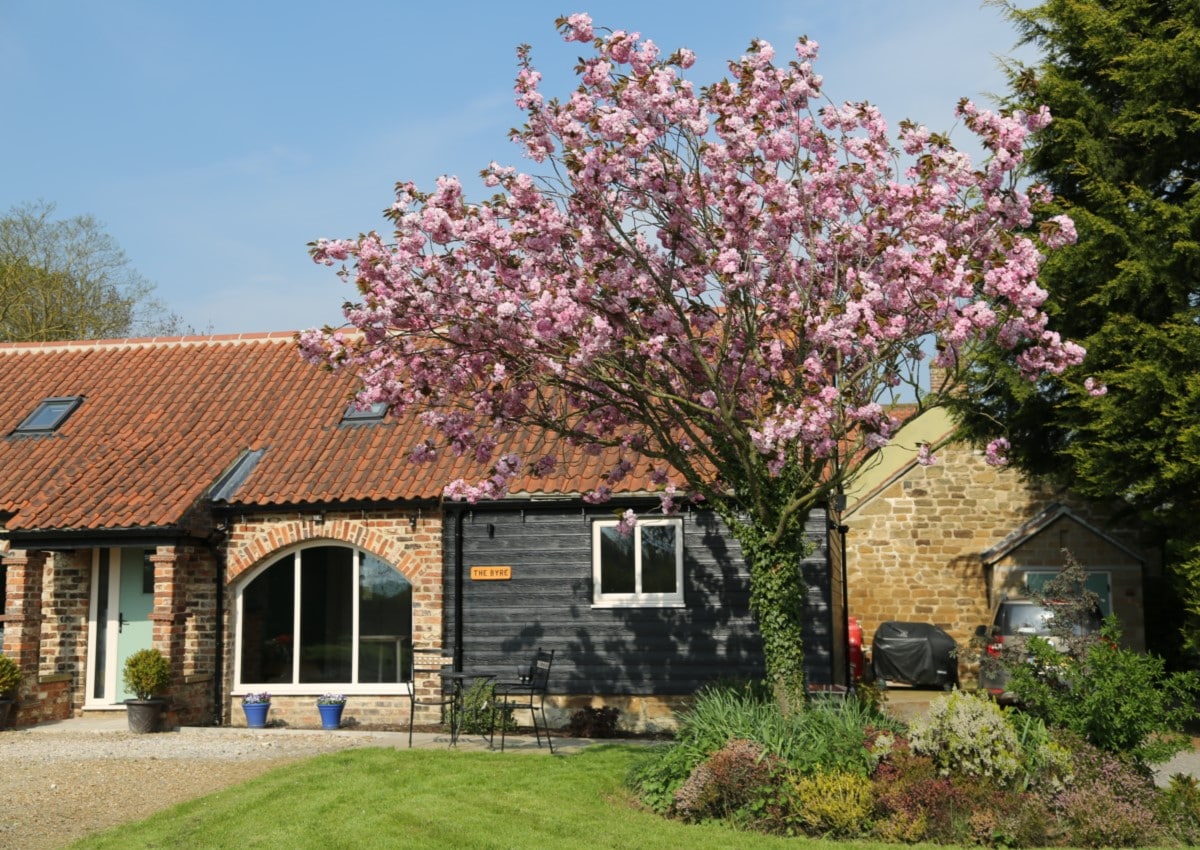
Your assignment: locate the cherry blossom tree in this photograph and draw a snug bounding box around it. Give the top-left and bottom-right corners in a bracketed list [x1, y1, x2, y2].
[301, 14, 1084, 704]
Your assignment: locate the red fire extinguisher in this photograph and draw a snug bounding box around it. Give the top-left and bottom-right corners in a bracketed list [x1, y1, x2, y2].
[848, 616, 864, 682]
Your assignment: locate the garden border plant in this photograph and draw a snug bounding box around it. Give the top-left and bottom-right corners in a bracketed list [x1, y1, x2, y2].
[627, 679, 1200, 846]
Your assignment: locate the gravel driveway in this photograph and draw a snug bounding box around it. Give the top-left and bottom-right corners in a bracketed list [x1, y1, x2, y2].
[0, 725, 407, 850]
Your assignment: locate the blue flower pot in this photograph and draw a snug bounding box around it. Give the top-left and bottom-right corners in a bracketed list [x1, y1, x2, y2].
[318, 702, 344, 730]
[243, 702, 270, 728]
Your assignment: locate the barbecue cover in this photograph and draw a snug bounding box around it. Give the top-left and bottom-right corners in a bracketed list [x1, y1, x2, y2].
[871, 621, 958, 687]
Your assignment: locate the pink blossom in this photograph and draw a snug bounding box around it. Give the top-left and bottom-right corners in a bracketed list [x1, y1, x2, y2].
[304, 16, 1084, 517]
[560, 13, 593, 43]
[985, 438, 1010, 467]
[1085, 377, 1108, 397]
[1040, 214, 1077, 248]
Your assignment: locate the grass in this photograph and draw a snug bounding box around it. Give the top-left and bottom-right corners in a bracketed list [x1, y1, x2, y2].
[69, 745, 912, 850]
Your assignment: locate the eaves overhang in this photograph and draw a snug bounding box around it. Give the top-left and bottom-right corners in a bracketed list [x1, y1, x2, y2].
[1, 525, 206, 552]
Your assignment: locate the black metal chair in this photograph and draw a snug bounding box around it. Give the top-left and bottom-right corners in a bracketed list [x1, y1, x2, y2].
[490, 648, 555, 753]
[407, 652, 458, 748]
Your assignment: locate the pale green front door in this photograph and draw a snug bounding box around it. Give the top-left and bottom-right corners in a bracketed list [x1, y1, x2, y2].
[88, 548, 155, 706]
[115, 549, 155, 701]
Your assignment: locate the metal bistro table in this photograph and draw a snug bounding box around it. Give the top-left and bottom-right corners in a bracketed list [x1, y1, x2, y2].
[437, 669, 494, 746]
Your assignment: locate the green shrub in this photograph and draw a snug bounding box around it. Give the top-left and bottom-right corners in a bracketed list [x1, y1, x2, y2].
[454, 678, 512, 735]
[791, 770, 873, 838]
[628, 742, 698, 814]
[1005, 710, 1074, 793]
[1159, 773, 1200, 846]
[672, 680, 789, 761]
[1008, 618, 1199, 767]
[908, 690, 1022, 786]
[122, 648, 170, 700]
[0, 654, 21, 697]
[786, 696, 902, 776]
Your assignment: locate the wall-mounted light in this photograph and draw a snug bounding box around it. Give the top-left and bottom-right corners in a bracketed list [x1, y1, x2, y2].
[409, 511, 420, 532]
[487, 523, 496, 538]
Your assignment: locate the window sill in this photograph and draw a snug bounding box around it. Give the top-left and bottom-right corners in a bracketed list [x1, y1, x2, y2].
[591, 600, 686, 609]
[232, 684, 413, 697]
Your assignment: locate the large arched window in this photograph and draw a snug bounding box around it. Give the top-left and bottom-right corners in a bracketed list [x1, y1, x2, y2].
[235, 545, 413, 694]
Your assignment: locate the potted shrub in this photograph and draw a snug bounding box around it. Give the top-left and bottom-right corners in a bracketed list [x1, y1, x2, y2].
[123, 648, 171, 733]
[316, 693, 347, 729]
[242, 691, 271, 728]
[0, 653, 22, 729]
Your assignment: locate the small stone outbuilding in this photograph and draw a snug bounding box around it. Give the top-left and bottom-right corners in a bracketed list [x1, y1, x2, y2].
[842, 407, 1151, 682]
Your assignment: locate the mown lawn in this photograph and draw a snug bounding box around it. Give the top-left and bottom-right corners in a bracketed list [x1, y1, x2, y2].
[69, 744, 910, 850]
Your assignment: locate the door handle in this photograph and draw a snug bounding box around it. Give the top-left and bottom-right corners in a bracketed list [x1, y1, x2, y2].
[118, 612, 129, 633]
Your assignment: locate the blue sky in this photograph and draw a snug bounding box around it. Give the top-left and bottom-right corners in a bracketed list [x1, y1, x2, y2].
[0, 1, 1028, 335]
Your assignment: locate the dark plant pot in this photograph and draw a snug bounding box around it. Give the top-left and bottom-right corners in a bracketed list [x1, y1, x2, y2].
[125, 698, 166, 734]
[317, 702, 345, 729]
[243, 701, 270, 728]
[0, 698, 15, 730]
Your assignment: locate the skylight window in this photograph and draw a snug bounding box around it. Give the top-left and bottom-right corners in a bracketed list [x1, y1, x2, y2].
[13, 396, 83, 435]
[341, 400, 388, 425]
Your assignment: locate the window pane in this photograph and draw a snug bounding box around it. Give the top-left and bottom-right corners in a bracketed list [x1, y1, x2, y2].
[299, 547, 353, 683]
[358, 553, 413, 683]
[93, 552, 110, 699]
[640, 525, 679, 594]
[599, 526, 636, 594]
[17, 397, 81, 432]
[240, 555, 296, 684]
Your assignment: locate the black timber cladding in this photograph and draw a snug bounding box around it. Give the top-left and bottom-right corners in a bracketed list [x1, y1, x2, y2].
[443, 504, 834, 695]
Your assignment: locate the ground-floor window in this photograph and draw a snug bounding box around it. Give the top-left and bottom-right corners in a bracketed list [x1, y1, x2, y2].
[235, 545, 412, 692]
[591, 518, 685, 608]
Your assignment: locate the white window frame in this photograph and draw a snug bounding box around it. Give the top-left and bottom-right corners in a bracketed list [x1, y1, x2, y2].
[232, 543, 412, 697]
[591, 518, 685, 608]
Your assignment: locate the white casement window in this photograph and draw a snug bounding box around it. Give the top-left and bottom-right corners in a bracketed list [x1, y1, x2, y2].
[592, 518, 685, 608]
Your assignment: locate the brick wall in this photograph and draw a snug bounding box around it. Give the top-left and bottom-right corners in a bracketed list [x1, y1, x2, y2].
[151, 544, 219, 724]
[40, 552, 89, 715]
[221, 509, 444, 728]
[1, 549, 76, 726]
[845, 440, 1153, 680]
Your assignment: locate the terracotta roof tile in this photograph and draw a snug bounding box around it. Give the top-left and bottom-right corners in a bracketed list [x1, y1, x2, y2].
[0, 333, 653, 534]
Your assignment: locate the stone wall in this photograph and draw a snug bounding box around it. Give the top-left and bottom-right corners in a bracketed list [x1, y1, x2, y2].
[845, 440, 1153, 681]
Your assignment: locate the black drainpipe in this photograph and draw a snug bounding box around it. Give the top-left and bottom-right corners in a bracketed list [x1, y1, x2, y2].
[453, 507, 465, 671]
[211, 520, 228, 725]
